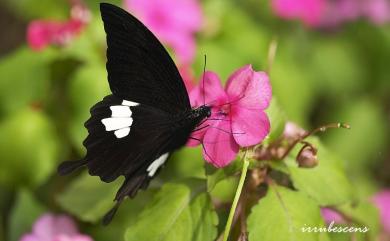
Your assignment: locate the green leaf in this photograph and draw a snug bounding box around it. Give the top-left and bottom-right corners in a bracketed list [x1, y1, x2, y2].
[124, 180, 218, 241]
[196, 0, 270, 80]
[270, 45, 315, 126]
[326, 232, 350, 241]
[87, 190, 157, 241]
[0, 47, 55, 116]
[323, 99, 389, 174]
[56, 173, 121, 223]
[265, 98, 287, 142]
[4, 0, 68, 19]
[338, 201, 380, 241]
[83, 0, 122, 13]
[194, 40, 246, 81]
[8, 190, 45, 241]
[247, 185, 322, 241]
[0, 108, 60, 187]
[162, 146, 206, 180]
[205, 160, 241, 192]
[67, 63, 110, 154]
[60, 18, 106, 63]
[210, 176, 239, 203]
[288, 137, 354, 206]
[310, 39, 365, 95]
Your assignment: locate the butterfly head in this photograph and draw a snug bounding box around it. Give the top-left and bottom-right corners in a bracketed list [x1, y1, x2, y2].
[189, 105, 211, 121]
[200, 105, 211, 118]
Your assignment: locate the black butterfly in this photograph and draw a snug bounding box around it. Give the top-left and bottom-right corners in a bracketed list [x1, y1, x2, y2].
[58, 3, 211, 224]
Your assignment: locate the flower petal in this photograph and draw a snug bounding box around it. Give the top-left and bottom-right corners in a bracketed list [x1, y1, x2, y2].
[32, 214, 57, 241]
[168, 33, 196, 64]
[53, 234, 94, 241]
[231, 107, 270, 147]
[19, 234, 40, 241]
[190, 71, 228, 108]
[271, 0, 326, 27]
[186, 122, 208, 147]
[53, 215, 79, 236]
[363, 0, 390, 24]
[372, 190, 390, 233]
[27, 21, 53, 51]
[203, 120, 239, 167]
[321, 208, 346, 224]
[125, 0, 202, 64]
[226, 65, 272, 110]
[33, 214, 77, 240]
[178, 64, 196, 92]
[27, 18, 84, 51]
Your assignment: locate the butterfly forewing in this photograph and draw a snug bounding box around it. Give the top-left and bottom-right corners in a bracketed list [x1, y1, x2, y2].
[101, 3, 191, 113]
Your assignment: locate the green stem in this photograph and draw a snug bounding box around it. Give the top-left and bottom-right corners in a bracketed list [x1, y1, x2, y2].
[222, 153, 250, 241]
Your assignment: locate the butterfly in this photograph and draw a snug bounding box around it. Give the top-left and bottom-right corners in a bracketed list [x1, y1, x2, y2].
[58, 3, 211, 225]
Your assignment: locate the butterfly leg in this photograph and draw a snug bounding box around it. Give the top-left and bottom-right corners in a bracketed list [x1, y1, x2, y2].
[192, 124, 210, 133]
[206, 126, 246, 136]
[188, 136, 218, 165]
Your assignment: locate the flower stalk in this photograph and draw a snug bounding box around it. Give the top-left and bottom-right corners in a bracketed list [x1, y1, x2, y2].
[222, 150, 250, 241]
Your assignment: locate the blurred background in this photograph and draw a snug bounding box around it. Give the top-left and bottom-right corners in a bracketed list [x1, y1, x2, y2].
[0, 0, 389, 240]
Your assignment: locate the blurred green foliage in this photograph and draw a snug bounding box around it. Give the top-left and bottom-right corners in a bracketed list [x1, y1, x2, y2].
[0, 0, 389, 241]
[248, 185, 323, 241]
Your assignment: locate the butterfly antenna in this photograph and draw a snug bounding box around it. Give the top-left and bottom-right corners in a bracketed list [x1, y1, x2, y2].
[202, 54, 207, 106]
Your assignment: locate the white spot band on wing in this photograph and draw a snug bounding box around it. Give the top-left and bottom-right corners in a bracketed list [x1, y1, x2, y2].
[110, 106, 132, 117]
[147, 153, 169, 177]
[122, 100, 139, 106]
[114, 127, 130, 138]
[100, 99, 140, 139]
[101, 117, 133, 131]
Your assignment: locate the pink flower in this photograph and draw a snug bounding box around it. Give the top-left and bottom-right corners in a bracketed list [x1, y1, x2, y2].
[27, 5, 90, 51]
[362, 0, 390, 25]
[271, 0, 390, 28]
[319, 0, 361, 27]
[321, 208, 346, 224]
[125, 0, 203, 64]
[188, 65, 271, 167]
[179, 64, 196, 92]
[271, 0, 326, 27]
[372, 190, 390, 233]
[20, 214, 93, 241]
[283, 122, 307, 140]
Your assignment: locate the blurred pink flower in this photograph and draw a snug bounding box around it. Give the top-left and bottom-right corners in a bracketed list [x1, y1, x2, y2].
[319, 0, 361, 27]
[188, 65, 271, 167]
[125, 0, 203, 64]
[321, 208, 346, 224]
[362, 0, 390, 25]
[271, 0, 326, 27]
[372, 190, 390, 233]
[179, 64, 196, 92]
[20, 214, 93, 241]
[271, 0, 390, 27]
[27, 5, 90, 51]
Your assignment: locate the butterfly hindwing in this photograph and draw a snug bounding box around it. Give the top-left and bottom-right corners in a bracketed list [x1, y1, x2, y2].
[59, 95, 175, 199]
[84, 95, 175, 181]
[100, 3, 191, 114]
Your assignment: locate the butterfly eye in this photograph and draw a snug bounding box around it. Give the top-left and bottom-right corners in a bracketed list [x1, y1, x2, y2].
[206, 107, 211, 118]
